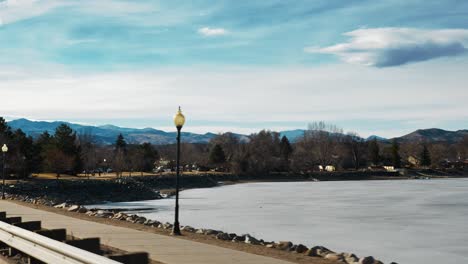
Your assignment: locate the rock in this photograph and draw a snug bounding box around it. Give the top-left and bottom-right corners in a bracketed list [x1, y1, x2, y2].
[277, 241, 293, 250]
[144, 219, 154, 225]
[196, 229, 206, 234]
[54, 203, 68, 209]
[325, 253, 345, 262]
[113, 213, 128, 220]
[67, 205, 80, 212]
[85, 211, 96, 216]
[265, 243, 275, 248]
[77, 207, 88, 213]
[305, 246, 333, 257]
[343, 253, 359, 263]
[295, 244, 308, 254]
[182, 226, 196, 232]
[151, 221, 161, 227]
[204, 229, 220, 236]
[216, 233, 230, 240]
[232, 235, 245, 242]
[244, 235, 260, 245]
[135, 217, 147, 224]
[359, 256, 383, 264]
[162, 223, 173, 229]
[95, 210, 113, 218]
[228, 233, 237, 240]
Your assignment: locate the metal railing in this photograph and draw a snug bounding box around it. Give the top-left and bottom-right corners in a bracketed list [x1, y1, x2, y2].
[0, 220, 120, 264]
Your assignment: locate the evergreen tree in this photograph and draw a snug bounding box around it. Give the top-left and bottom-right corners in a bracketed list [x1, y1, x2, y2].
[54, 124, 81, 174]
[420, 144, 431, 167]
[369, 138, 380, 165]
[209, 144, 226, 164]
[279, 136, 293, 162]
[141, 143, 159, 172]
[391, 139, 402, 168]
[115, 134, 127, 152]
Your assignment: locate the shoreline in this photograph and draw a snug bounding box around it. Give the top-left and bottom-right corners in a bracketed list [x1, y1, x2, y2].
[4, 174, 467, 263]
[6, 168, 467, 206]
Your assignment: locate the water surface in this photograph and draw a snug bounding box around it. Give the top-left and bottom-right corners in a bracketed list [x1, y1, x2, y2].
[91, 178, 468, 264]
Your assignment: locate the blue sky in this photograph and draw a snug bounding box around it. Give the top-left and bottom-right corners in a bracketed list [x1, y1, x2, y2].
[0, 0, 467, 137]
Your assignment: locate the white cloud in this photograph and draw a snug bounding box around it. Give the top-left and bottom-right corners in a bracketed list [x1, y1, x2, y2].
[198, 27, 228, 36]
[0, 61, 467, 137]
[0, 0, 65, 25]
[306, 27, 468, 67]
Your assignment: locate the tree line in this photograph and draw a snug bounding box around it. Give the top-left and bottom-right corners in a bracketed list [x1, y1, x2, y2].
[0, 117, 159, 179]
[0, 117, 466, 178]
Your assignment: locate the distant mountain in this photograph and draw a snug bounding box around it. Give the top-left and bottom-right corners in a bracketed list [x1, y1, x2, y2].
[396, 128, 468, 143]
[8, 118, 216, 145]
[366, 135, 388, 142]
[6, 119, 466, 145]
[280, 129, 306, 141]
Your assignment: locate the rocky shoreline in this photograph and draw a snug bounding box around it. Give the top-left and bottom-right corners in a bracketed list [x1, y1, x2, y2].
[4, 192, 397, 264]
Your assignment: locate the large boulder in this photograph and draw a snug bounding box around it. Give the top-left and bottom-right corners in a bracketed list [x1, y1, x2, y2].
[277, 241, 293, 250]
[54, 202, 68, 209]
[67, 205, 80, 212]
[216, 233, 230, 240]
[359, 256, 383, 264]
[77, 207, 88, 213]
[232, 235, 246, 242]
[204, 229, 220, 236]
[181, 226, 196, 232]
[244, 235, 260, 245]
[306, 246, 333, 257]
[135, 217, 147, 224]
[343, 253, 359, 263]
[95, 210, 113, 218]
[325, 253, 345, 262]
[113, 213, 128, 220]
[295, 244, 308, 254]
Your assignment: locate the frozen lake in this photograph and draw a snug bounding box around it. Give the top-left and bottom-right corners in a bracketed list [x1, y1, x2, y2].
[90, 178, 468, 264]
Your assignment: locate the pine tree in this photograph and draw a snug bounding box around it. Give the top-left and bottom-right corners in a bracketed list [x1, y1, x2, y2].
[209, 144, 226, 164]
[369, 138, 380, 165]
[279, 136, 293, 162]
[420, 144, 431, 167]
[391, 139, 402, 168]
[115, 134, 127, 152]
[54, 124, 81, 174]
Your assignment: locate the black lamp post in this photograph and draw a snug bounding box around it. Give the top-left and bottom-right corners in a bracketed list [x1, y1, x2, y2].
[172, 106, 185, 235]
[2, 144, 8, 200]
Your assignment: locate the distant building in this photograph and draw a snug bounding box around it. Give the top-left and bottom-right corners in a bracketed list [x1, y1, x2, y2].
[325, 165, 335, 172]
[407, 156, 420, 167]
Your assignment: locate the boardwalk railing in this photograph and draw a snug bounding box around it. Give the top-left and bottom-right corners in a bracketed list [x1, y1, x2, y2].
[0, 220, 120, 264]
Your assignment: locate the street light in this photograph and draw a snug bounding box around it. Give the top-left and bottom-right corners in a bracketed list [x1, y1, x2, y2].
[2, 144, 8, 200]
[172, 106, 185, 235]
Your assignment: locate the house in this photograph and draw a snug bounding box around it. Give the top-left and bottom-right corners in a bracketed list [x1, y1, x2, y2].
[407, 156, 420, 167]
[325, 165, 335, 172]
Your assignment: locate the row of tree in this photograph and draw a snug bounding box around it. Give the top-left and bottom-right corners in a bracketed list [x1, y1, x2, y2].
[0, 117, 160, 179]
[1, 117, 466, 178]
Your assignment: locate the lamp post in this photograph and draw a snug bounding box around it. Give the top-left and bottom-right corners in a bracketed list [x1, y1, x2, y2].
[2, 144, 8, 200]
[172, 106, 185, 235]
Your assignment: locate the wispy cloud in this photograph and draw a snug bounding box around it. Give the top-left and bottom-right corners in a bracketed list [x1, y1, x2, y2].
[198, 27, 228, 36]
[306, 28, 468, 67]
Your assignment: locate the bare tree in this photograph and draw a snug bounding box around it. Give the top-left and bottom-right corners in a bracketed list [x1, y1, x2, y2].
[344, 132, 366, 169]
[305, 121, 343, 166]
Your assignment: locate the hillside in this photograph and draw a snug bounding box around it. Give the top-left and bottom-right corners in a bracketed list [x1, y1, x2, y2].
[8, 118, 215, 145]
[396, 128, 468, 143]
[6, 119, 467, 145]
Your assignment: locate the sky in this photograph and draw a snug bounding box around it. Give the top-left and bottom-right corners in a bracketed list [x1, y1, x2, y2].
[0, 0, 467, 137]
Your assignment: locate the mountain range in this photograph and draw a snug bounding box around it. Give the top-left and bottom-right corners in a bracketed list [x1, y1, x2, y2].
[6, 118, 467, 145]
